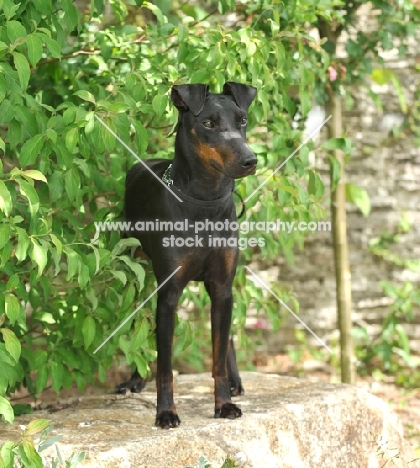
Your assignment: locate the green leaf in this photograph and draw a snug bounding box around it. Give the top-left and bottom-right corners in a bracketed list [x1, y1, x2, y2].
[191, 68, 210, 83]
[50, 360, 65, 393]
[346, 183, 371, 217]
[110, 270, 127, 286]
[16, 178, 39, 216]
[6, 20, 27, 42]
[21, 437, 42, 468]
[133, 354, 148, 378]
[46, 128, 57, 143]
[328, 155, 341, 192]
[112, 238, 140, 255]
[0, 328, 21, 362]
[78, 263, 90, 289]
[308, 170, 323, 197]
[65, 127, 78, 153]
[6, 274, 19, 290]
[25, 419, 51, 436]
[49, 233, 62, 256]
[15, 226, 30, 261]
[48, 171, 63, 202]
[19, 134, 45, 167]
[119, 256, 145, 288]
[3, 0, 20, 20]
[132, 318, 149, 348]
[32, 0, 52, 14]
[100, 117, 116, 152]
[109, 102, 130, 113]
[5, 293, 21, 324]
[36, 365, 48, 394]
[370, 68, 394, 85]
[121, 283, 136, 311]
[64, 168, 80, 202]
[13, 52, 30, 90]
[26, 34, 44, 67]
[0, 223, 10, 249]
[74, 90, 96, 104]
[0, 180, 12, 216]
[152, 94, 167, 117]
[133, 121, 148, 154]
[65, 248, 79, 280]
[40, 34, 61, 58]
[0, 395, 14, 423]
[38, 435, 63, 452]
[13, 404, 32, 416]
[322, 137, 347, 152]
[30, 238, 48, 276]
[62, 0, 79, 31]
[82, 316, 95, 349]
[0, 74, 6, 103]
[0, 441, 14, 468]
[390, 73, 408, 114]
[21, 169, 47, 183]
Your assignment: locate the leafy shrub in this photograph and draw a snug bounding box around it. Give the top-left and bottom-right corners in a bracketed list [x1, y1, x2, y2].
[355, 216, 420, 386]
[0, 419, 84, 468]
[0, 0, 335, 422]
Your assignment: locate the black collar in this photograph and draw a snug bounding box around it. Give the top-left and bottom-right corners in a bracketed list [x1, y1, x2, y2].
[163, 164, 234, 206]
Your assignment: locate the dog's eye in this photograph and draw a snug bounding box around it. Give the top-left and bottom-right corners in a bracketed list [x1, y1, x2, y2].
[203, 121, 214, 129]
[240, 118, 247, 126]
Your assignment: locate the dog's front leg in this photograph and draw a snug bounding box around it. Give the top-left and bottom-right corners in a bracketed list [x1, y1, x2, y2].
[155, 284, 182, 428]
[206, 280, 242, 420]
[227, 338, 244, 396]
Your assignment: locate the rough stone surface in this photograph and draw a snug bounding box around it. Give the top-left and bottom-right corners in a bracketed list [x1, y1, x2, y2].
[0, 373, 416, 468]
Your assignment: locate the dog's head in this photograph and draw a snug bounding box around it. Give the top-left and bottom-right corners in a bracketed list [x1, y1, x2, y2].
[170, 82, 257, 179]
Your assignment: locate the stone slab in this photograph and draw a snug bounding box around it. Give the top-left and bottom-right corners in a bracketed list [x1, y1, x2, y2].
[0, 373, 416, 468]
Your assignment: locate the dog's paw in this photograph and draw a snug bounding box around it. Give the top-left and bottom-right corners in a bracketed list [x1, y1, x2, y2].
[155, 411, 181, 429]
[115, 375, 147, 394]
[214, 403, 242, 420]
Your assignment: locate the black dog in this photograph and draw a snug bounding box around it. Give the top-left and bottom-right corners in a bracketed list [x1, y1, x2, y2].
[120, 82, 257, 428]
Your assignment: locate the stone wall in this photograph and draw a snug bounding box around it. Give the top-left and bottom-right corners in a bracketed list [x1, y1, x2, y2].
[251, 7, 420, 356]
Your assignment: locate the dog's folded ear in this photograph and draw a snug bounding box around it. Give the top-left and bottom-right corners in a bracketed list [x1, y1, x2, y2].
[223, 82, 257, 112]
[171, 84, 209, 116]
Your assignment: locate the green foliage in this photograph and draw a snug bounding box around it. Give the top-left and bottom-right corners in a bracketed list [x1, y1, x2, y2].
[394, 64, 420, 147]
[0, 0, 337, 422]
[0, 0, 417, 428]
[345, 183, 371, 217]
[370, 68, 407, 113]
[318, 0, 420, 96]
[0, 420, 84, 468]
[354, 217, 420, 387]
[185, 455, 238, 468]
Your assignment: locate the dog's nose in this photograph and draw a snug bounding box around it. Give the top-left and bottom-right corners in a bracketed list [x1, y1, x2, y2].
[240, 155, 257, 169]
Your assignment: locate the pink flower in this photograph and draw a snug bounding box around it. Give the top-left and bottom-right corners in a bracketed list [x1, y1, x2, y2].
[328, 66, 338, 82]
[255, 319, 267, 329]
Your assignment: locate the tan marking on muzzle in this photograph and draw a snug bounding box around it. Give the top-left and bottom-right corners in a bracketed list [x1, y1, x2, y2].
[196, 141, 225, 171]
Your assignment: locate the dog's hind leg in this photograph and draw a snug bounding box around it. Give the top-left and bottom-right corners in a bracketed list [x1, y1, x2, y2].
[115, 370, 147, 394]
